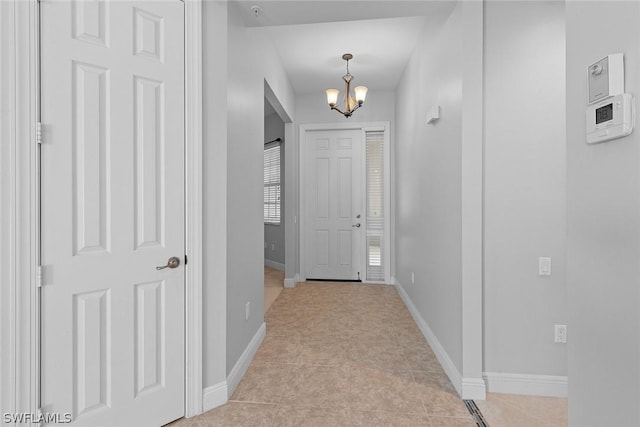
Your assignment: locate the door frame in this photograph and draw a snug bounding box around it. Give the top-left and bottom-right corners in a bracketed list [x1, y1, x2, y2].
[2, 0, 206, 422]
[298, 122, 391, 284]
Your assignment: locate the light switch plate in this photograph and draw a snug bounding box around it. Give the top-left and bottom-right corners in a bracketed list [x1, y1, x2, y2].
[539, 257, 552, 276]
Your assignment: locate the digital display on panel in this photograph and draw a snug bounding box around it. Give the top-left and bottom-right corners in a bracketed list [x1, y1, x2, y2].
[596, 103, 613, 124]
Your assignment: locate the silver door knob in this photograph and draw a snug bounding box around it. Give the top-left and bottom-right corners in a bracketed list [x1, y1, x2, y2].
[156, 256, 180, 270]
[352, 223, 361, 228]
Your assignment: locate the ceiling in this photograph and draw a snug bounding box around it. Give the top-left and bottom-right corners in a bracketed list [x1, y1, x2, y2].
[264, 97, 277, 116]
[234, 1, 457, 96]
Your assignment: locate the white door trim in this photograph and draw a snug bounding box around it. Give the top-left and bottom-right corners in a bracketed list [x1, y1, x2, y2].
[1, 1, 41, 422]
[2, 0, 206, 422]
[298, 122, 392, 284]
[184, 0, 204, 418]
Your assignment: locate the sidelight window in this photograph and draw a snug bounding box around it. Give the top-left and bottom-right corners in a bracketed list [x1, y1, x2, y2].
[366, 130, 385, 281]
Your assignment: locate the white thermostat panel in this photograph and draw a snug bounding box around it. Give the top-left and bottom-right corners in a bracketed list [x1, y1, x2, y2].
[586, 93, 635, 144]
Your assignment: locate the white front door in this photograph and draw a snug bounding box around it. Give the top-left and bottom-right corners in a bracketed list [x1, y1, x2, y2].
[40, 1, 185, 426]
[304, 129, 364, 281]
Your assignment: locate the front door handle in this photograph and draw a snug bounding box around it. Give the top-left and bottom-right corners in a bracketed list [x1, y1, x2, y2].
[156, 256, 180, 270]
[352, 223, 361, 228]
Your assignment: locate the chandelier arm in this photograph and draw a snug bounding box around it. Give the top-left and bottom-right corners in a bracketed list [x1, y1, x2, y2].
[330, 105, 347, 115]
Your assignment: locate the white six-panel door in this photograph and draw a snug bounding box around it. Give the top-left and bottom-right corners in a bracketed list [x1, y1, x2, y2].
[40, 1, 185, 425]
[304, 129, 364, 281]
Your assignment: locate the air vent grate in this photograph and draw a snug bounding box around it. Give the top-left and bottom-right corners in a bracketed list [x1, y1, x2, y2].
[463, 400, 490, 427]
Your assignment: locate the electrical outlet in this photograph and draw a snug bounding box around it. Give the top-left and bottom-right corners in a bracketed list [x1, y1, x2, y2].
[245, 301, 250, 321]
[554, 324, 567, 343]
[539, 257, 552, 276]
[411, 272, 415, 284]
[271, 243, 275, 251]
[264, 241, 267, 249]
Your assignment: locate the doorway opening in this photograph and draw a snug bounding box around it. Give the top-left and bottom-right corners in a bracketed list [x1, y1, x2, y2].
[39, 2, 187, 425]
[263, 81, 294, 311]
[264, 96, 285, 312]
[299, 122, 391, 285]
[5, 0, 207, 422]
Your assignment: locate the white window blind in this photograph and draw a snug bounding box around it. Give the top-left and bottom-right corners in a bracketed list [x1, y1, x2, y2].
[366, 130, 384, 281]
[264, 142, 281, 224]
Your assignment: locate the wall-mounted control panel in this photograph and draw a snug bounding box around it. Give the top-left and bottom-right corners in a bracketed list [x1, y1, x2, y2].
[586, 53, 634, 143]
[588, 53, 624, 104]
[586, 93, 635, 144]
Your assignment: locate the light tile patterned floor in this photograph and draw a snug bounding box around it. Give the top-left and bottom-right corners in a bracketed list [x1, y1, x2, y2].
[264, 266, 284, 314]
[170, 282, 477, 426]
[475, 392, 567, 427]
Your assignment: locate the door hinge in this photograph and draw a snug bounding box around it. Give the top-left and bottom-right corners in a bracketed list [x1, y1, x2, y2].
[184, 254, 188, 266]
[36, 265, 43, 288]
[36, 122, 43, 145]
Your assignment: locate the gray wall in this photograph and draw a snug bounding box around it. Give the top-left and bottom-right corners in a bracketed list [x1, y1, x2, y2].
[483, 1, 567, 377]
[394, 2, 484, 391]
[203, 0, 228, 389]
[225, 6, 296, 377]
[225, 8, 266, 376]
[566, 2, 640, 426]
[395, 4, 465, 372]
[264, 110, 285, 267]
[203, 1, 296, 384]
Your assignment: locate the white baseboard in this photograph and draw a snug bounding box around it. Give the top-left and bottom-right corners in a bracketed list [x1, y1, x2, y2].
[483, 372, 568, 397]
[226, 322, 266, 397]
[394, 279, 486, 400]
[202, 381, 228, 412]
[264, 259, 285, 271]
[284, 273, 299, 289]
[462, 377, 487, 400]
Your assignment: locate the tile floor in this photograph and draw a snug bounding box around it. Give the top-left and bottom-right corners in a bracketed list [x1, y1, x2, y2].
[475, 392, 567, 427]
[264, 266, 284, 314]
[170, 280, 568, 426]
[171, 281, 477, 426]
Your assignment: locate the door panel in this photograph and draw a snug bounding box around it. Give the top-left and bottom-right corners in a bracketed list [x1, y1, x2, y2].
[73, 61, 111, 255]
[315, 158, 330, 219]
[316, 230, 330, 266]
[337, 230, 352, 266]
[40, 1, 184, 426]
[134, 75, 165, 250]
[337, 158, 352, 219]
[74, 289, 111, 416]
[304, 129, 364, 280]
[133, 280, 165, 396]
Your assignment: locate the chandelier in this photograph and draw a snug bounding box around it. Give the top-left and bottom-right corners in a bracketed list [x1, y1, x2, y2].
[325, 53, 368, 118]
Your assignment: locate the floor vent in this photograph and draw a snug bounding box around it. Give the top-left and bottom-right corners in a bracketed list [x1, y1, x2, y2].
[463, 400, 490, 427]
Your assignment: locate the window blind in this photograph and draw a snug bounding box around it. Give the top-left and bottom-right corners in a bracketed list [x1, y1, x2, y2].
[264, 142, 281, 224]
[365, 130, 384, 281]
